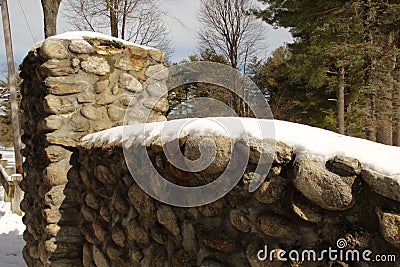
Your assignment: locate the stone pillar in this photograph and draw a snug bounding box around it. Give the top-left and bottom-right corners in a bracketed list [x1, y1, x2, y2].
[19, 33, 168, 266]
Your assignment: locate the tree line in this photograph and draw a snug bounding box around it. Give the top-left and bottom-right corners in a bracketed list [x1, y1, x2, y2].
[1, 0, 399, 146]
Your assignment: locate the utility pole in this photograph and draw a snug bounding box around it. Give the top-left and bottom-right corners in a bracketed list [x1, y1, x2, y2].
[1, 0, 23, 175]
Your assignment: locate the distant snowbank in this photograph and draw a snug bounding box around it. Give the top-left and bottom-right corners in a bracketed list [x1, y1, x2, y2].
[81, 118, 400, 176]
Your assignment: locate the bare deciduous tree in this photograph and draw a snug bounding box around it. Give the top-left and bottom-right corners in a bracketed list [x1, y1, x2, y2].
[62, 0, 172, 55]
[197, 0, 266, 69]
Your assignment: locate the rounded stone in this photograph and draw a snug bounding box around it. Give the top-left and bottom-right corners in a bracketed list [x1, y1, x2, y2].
[293, 155, 354, 211]
[81, 56, 110, 76]
[69, 40, 95, 54]
[41, 39, 70, 59]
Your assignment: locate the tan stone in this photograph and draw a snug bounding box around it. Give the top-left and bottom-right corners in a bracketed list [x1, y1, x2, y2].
[43, 95, 77, 114]
[129, 46, 148, 58]
[81, 56, 110, 75]
[258, 213, 299, 239]
[45, 145, 72, 163]
[254, 174, 287, 204]
[377, 210, 400, 248]
[92, 246, 109, 267]
[43, 158, 71, 186]
[111, 227, 126, 248]
[81, 105, 98, 120]
[229, 209, 250, 232]
[94, 165, 115, 184]
[93, 221, 107, 242]
[198, 228, 237, 253]
[148, 49, 164, 62]
[157, 205, 180, 236]
[126, 220, 150, 244]
[128, 184, 156, 220]
[41, 39, 69, 59]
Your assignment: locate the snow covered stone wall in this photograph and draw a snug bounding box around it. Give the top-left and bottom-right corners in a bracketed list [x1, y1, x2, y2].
[19, 32, 168, 266]
[74, 118, 400, 267]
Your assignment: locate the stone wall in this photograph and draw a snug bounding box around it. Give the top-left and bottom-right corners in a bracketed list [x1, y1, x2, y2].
[77, 133, 400, 267]
[19, 33, 400, 267]
[19, 33, 168, 266]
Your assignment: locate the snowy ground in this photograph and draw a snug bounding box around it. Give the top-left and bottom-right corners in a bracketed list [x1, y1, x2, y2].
[0, 186, 26, 267]
[0, 148, 26, 266]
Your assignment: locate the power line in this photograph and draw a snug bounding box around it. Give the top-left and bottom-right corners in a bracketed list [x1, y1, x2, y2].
[17, 0, 36, 44]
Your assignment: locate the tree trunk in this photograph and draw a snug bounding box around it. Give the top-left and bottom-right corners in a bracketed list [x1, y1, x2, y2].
[108, 0, 119, 38]
[41, 0, 62, 38]
[376, 31, 395, 145]
[337, 66, 345, 134]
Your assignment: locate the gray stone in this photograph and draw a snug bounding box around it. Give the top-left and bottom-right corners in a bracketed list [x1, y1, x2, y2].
[326, 156, 361, 176]
[147, 111, 167, 123]
[43, 95, 77, 114]
[45, 77, 89, 96]
[115, 57, 134, 71]
[71, 58, 80, 68]
[93, 107, 113, 132]
[40, 59, 76, 76]
[96, 92, 115, 105]
[81, 56, 110, 76]
[41, 39, 69, 59]
[71, 113, 90, 132]
[145, 64, 168, 79]
[96, 79, 110, 93]
[81, 105, 98, 120]
[77, 90, 96, 103]
[184, 136, 232, 174]
[119, 73, 142, 92]
[143, 98, 169, 113]
[120, 95, 137, 106]
[69, 40, 95, 54]
[107, 106, 126, 122]
[361, 168, 400, 202]
[293, 155, 354, 211]
[145, 80, 168, 97]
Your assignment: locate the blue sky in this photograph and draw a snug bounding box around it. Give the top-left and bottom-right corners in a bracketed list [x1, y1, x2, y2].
[0, 0, 292, 69]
